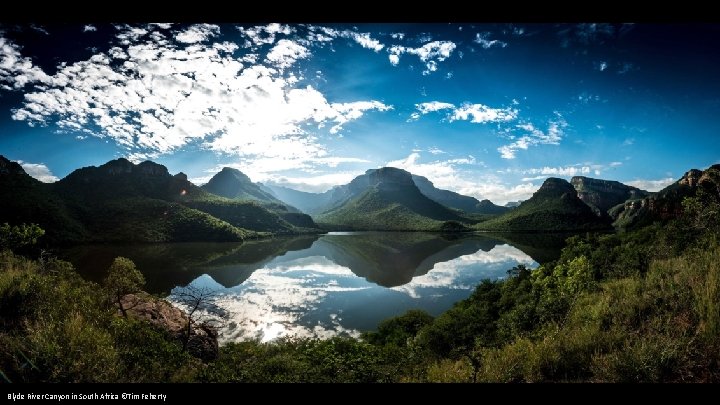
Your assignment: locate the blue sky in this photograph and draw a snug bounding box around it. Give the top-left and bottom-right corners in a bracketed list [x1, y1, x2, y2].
[1, 23, 718, 204]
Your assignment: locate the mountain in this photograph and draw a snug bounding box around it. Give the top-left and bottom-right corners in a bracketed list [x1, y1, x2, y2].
[203, 167, 283, 203]
[570, 176, 650, 217]
[1, 156, 318, 244]
[201, 167, 317, 229]
[262, 184, 338, 215]
[0, 156, 87, 244]
[315, 232, 504, 287]
[612, 164, 720, 228]
[411, 174, 509, 215]
[476, 177, 611, 232]
[316, 167, 474, 231]
[265, 173, 508, 217]
[55, 158, 306, 237]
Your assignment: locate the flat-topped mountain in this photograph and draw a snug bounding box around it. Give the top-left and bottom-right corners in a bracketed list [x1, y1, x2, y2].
[317, 167, 474, 231]
[612, 164, 720, 228]
[570, 176, 650, 217]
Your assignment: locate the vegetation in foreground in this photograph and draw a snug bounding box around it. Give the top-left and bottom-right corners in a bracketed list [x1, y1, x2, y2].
[1, 186, 719, 382]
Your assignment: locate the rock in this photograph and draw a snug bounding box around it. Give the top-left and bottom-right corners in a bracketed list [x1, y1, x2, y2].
[119, 293, 219, 361]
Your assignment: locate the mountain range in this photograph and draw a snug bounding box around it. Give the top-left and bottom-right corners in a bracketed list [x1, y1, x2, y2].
[2, 154, 717, 242]
[0, 156, 317, 244]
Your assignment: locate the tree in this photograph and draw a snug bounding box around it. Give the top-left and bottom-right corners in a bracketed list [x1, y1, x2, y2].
[170, 285, 224, 352]
[0, 223, 44, 251]
[103, 257, 145, 318]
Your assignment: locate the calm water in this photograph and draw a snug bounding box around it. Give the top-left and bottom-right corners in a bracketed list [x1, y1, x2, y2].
[59, 232, 572, 343]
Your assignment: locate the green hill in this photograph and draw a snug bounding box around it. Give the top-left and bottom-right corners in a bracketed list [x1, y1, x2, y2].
[0, 156, 314, 243]
[202, 167, 279, 202]
[265, 173, 508, 217]
[201, 167, 318, 229]
[317, 167, 474, 231]
[0, 156, 87, 244]
[476, 177, 611, 232]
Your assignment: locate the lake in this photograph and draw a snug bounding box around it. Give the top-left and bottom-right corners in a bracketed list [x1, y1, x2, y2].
[59, 232, 574, 343]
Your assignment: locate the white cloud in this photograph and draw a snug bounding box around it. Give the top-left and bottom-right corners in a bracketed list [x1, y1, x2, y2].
[428, 147, 445, 155]
[385, 151, 534, 204]
[610, 161, 623, 167]
[265, 171, 367, 193]
[8, 25, 391, 174]
[626, 177, 675, 192]
[523, 165, 591, 177]
[474, 32, 507, 49]
[83, 25, 97, 33]
[239, 23, 295, 47]
[17, 160, 59, 183]
[498, 116, 566, 159]
[388, 41, 456, 74]
[175, 24, 220, 44]
[411, 101, 517, 124]
[622, 138, 635, 146]
[416, 101, 455, 114]
[451, 103, 517, 123]
[0, 36, 50, 89]
[348, 32, 384, 52]
[265, 39, 310, 69]
[459, 181, 539, 206]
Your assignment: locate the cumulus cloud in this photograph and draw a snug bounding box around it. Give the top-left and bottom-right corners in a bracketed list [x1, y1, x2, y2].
[388, 41, 456, 74]
[451, 103, 517, 123]
[410, 101, 517, 123]
[0, 36, 50, 89]
[498, 116, 567, 159]
[347, 32, 384, 52]
[83, 25, 97, 33]
[265, 39, 310, 69]
[7, 25, 391, 174]
[239, 23, 295, 47]
[175, 24, 220, 44]
[474, 32, 507, 49]
[626, 177, 675, 192]
[385, 151, 534, 204]
[17, 161, 59, 182]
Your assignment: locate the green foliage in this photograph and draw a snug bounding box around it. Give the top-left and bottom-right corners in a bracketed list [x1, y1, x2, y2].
[184, 198, 297, 234]
[104, 257, 145, 318]
[476, 179, 610, 232]
[364, 310, 434, 347]
[0, 223, 44, 251]
[2, 166, 720, 382]
[318, 187, 475, 231]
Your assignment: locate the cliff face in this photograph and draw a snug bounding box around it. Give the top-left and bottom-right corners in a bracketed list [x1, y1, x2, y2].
[476, 177, 611, 232]
[571, 176, 650, 216]
[612, 165, 720, 228]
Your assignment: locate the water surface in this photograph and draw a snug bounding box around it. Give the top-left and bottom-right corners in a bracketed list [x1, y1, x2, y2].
[61, 232, 572, 342]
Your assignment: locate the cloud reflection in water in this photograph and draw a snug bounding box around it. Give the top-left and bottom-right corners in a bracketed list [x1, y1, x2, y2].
[172, 238, 537, 343]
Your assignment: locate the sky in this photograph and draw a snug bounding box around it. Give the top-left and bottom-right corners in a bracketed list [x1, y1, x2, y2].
[1, 23, 719, 205]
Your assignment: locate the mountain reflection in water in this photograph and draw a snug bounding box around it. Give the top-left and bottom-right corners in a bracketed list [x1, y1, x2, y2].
[61, 232, 574, 342]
